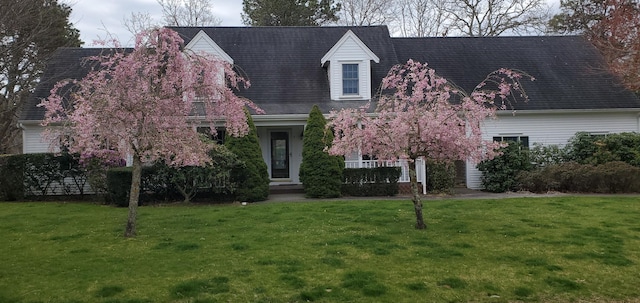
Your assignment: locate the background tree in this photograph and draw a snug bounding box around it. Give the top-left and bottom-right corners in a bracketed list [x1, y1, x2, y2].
[124, 0, 221, 36]
[393, 0, 549, 36]
[443, 0, 550, 36]
[337, 0, 397, 26]
[225, 109, 270, 202]
[158, 0, 222, 26]
[328, 60, 530, 229]
[548, 0, 610, 34]
[299, 105, 343, 198]
[0, 0, 81, 154]
[395, 0, 452, 36]
[549, 0, 640, 92]
[40, 28, 261, 237]
[242, 0, 341, 26]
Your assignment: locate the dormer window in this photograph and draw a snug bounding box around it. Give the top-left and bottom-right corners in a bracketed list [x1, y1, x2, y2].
[342, 64, 359, 95]
[321, 30, 380, 101]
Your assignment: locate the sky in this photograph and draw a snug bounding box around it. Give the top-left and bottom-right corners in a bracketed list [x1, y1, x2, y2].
[69, 0, 245, 46]
[69, 0, 560, 46]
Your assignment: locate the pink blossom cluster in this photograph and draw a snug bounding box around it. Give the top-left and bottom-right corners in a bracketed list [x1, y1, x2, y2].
[328, 59, 532, 164]
[39, 28, 262, 168]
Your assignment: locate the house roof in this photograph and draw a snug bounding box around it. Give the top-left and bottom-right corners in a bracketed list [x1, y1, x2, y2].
[392, 36, 640, 110]
[21, 48, 120, 121]
[169, 26, 398, 114]
[21, 27, 640, 122]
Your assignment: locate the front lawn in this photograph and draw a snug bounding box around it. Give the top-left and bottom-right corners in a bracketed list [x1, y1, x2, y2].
[1, 196, 639, 302]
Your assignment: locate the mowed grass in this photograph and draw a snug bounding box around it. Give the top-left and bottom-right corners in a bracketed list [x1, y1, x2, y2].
[1, 196, 639, 303]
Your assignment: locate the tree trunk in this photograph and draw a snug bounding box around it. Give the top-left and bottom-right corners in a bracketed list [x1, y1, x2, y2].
[124, 155, 142, 238]
[409, 159, 427, 229]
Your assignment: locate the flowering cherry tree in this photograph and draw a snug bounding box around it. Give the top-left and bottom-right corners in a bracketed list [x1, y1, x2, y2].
[328, 60, 531, 229]
[40, 28, 262, 237]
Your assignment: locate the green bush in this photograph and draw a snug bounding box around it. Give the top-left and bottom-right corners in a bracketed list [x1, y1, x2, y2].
[225, 110, 269, 202]
[106, 166, 176, 207]
[300, 105, 344, 198]
[0, 154, 25, 201]
[518, 161, 640, 193]
[425, 162, 455, 194]
[477, 143, 532, 193]
[342, 167, 401, 196]
[564, 132, 640, 166]
[529, 143, 567, 168]
[106, 167, 133, 206]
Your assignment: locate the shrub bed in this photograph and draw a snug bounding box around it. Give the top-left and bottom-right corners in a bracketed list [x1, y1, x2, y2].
[518, 161, 640, 193]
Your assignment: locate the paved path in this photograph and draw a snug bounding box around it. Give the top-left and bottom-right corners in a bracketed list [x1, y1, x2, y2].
[265, 188, 569, 203]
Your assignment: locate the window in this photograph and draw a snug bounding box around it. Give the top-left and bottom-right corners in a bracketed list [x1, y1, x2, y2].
[342, 64, 359, 95]
[493, 135, 529, 149]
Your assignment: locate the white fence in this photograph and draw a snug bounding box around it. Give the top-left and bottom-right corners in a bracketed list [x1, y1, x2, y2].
[344, 158, 427, 194]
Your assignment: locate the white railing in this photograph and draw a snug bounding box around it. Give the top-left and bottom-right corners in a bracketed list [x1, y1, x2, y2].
[344, 158, 427, 194]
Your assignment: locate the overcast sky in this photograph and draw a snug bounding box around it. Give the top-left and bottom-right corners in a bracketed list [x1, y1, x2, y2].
[69, 0, 244, 46]
[69, 0, 560, 46]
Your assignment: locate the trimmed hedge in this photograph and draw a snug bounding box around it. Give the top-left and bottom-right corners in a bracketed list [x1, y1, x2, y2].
[342, 167, 401, 196]
[518, 161, 640, 193]
[106, 166, 181, 207]
[0, 153, 94, 200]
[0, 154, 25, 201]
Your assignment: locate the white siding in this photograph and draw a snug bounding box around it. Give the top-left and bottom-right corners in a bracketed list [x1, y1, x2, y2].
[466, 111, 640, 189]
[327, 36, 373, 101]
[22, 124, 57, 153]
[184, 31, 233, 64]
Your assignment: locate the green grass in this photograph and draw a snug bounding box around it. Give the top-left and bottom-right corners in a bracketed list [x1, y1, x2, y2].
[1, 196, 640, 302]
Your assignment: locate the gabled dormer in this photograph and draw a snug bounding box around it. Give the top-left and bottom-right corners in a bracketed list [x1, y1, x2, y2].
[184, 30, 233, 64]
[321, 30, 380, 101]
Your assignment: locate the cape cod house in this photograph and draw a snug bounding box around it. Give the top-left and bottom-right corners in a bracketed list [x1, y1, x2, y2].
[19, 26, 640, 191]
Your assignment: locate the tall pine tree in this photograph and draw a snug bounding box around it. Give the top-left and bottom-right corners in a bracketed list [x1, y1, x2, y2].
[299, 105, 343, 198]
[242, 0, 341, 26]
[225, 110, 270, 202]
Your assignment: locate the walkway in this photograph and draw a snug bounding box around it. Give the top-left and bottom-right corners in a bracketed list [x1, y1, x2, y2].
[265, 188, 567, 203]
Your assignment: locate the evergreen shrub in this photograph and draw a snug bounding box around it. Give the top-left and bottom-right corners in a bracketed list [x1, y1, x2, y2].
[299, 105, 344, 198]
[477, 143, 532, 193]
[225, 110, 269, 202]
[426, 162, 456, 193]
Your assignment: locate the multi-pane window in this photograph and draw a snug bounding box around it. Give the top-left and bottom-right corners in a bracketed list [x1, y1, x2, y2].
[493, 135, 529, 149]
[342, 64, 359, 95]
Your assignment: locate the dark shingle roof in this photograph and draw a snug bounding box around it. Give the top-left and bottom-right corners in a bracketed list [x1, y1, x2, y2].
[169, 26, 398, 114]
[21, 28, 640, 122]
[392, 36, 640, 110]
[20, 47, 128, 121]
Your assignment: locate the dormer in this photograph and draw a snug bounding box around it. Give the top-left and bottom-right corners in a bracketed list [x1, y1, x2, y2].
[184, 30, 233, 64]
[321, 30, 380, 101]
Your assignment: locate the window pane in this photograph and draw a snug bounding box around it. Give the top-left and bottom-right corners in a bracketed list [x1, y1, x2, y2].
[342, 64, 359, 95]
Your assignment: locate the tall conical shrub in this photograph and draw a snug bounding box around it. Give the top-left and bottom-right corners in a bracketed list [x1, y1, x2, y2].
[225, 110, 269, 201]
[299, 105, 344, 198]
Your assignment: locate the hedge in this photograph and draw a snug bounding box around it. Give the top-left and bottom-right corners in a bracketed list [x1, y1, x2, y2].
[518, 161, 640, 193]
[0, 154, 25, 201]
[342, 167, 401, 196]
